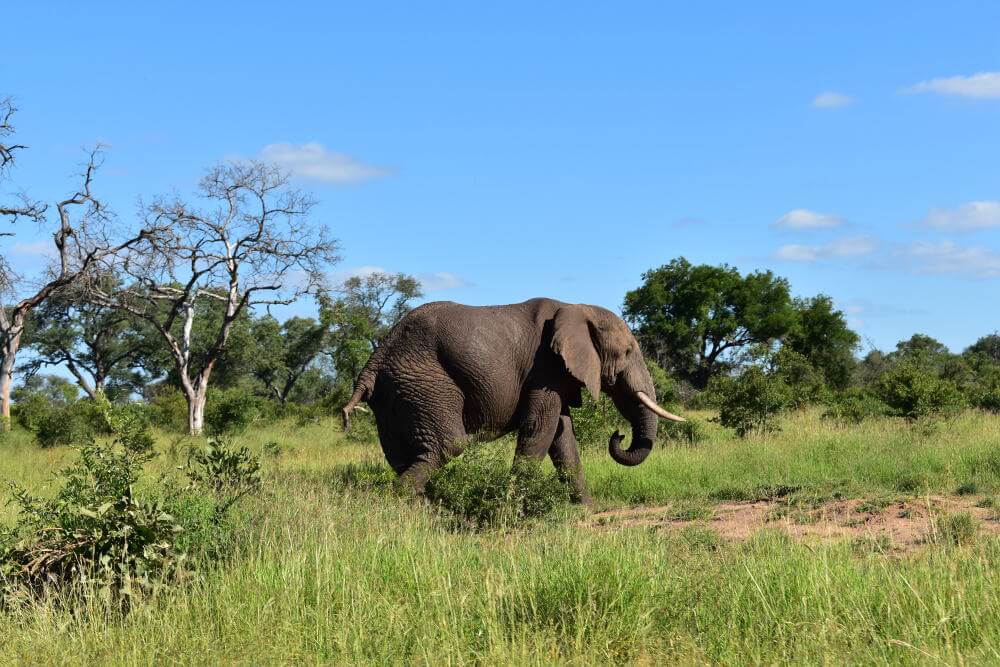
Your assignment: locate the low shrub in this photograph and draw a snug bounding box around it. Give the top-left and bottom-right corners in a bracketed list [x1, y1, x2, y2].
[0, 397, 185, 605]
[966, 367, 1000, 412]
[822, 388, 892, 424]
[645, 358, 678, 406]
[570, 394, 627, 450]
[11, 393, 54, 433]
[184, 438, 262, 518]
[0, 397, 262, 609]
[659, 418, 708, 446]
[13, 395, 105, 448]
[716, 367, 790, 437]
[873, 363, 966, 421]
[426, 443, 569, 529]
[145, 386, 189, 433]
[771, 348, 828, 409]
[204, 388, 265, 436]
[344, 409, 379, 443]
[933, 511, 979, 546]
[33, 401, 101, 448]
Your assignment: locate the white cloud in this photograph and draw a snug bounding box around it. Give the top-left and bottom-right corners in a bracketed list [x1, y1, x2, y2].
[905, 72, 1000, 99]
[773, 208, 845, 230]
[812, 91, 856, 108]
[774, 236, 879, 262]
[774, 244, 822, 262]
[260, 143, 390, 184]
[919, 201, 1000, 231]
[417, 272, 468, 291]
[893, 241, 1000, 278]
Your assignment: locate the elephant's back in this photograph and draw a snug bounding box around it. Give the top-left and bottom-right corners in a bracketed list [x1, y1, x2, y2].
[372, 300, 548, 434]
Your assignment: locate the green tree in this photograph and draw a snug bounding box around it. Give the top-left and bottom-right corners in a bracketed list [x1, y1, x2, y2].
[890, 333, 950, 364]
[965, 333, 1000, 365]
[717, 366, 791, 437]
[324, 271, 423, 385]
[783, 295, 860, 390]
[20, 279, 158, 400]
[623, 258, 797, 389]
[855, 349, 889, 385]
[251, 314, 330, 405]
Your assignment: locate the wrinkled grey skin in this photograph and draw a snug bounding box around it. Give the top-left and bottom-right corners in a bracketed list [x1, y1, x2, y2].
[342, 297, 678, 503]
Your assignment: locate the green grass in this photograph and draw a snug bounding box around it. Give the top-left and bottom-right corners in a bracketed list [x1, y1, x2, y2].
[2, 409, 1000, 663]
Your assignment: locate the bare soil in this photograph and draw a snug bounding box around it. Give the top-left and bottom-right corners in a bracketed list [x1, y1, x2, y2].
[589, 495, 1000, 551]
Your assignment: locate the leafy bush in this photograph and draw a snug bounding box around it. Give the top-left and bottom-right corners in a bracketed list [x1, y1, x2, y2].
[0, 397, 262, 608]
[645, 358, 678, 406]
[687, 375, 730, 410]
[204, 388, 265, 436]
[569, 394, 626, 450]
[771, 347, 827, 409]
[11, 393, 54, 433]
[344, 409, 379, 443]
[933, 512, 979, 546]
[822, 388, 892, 424]
[145, 386, 189, 432]
[873, 363, 966, 421]
[13, 395, 103, 448]
[0, 398, 185, 604]
[966, 367, 1000, 412]
[426, 443, 569, 529]
[659, 418, 708, 446]
[716, 367, 790, 437]
[184, 438, 262, 518]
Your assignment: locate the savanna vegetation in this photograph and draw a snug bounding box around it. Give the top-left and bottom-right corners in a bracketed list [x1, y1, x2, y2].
[4, 98, 1000, 663]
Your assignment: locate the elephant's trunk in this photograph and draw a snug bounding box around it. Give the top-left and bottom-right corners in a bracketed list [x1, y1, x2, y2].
[608, 403, 658, 466]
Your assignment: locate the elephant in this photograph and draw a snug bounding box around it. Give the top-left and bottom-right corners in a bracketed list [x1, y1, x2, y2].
[341, 297, 684, 503]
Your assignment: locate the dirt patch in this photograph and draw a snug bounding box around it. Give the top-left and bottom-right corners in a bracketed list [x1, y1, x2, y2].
[589, 495, 1000, 551]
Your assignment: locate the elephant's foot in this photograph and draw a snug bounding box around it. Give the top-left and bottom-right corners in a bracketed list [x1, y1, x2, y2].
[395, 458, 440, 497]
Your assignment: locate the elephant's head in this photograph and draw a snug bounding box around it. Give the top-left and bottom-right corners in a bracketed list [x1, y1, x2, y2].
[551, 304, 684, 466]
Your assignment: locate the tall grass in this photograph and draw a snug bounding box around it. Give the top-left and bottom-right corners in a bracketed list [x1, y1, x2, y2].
[2, 410, 1000, 663]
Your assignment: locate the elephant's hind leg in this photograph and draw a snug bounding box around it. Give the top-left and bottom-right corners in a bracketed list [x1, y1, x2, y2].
[549, 415, 592, 505]
[387, 392, 467, 496]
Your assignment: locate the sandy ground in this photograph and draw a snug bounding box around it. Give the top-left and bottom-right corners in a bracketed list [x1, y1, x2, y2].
[589, 495, 1000, 551]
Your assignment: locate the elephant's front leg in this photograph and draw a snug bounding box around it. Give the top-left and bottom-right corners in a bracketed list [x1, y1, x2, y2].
[549, 414, 592, 505]
[514, 388, 562, 462]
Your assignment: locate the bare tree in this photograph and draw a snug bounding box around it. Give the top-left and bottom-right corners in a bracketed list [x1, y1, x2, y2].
[0, 99, 160, 429]
[92, 161, 339, 434]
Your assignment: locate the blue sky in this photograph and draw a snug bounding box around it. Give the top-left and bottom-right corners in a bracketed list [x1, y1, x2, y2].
[3, 2, 999, 354]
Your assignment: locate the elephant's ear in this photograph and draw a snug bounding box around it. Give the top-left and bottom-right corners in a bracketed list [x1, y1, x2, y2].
[550, 306, 602, 400]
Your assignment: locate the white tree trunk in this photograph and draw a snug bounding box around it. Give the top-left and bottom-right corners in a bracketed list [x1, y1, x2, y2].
[1, 328, 23, 432]
[187, 386, 208, 436]
[0, 355, 13, 432]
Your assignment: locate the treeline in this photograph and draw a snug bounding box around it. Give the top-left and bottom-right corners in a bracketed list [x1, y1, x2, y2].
[623, 258, 1000, 436]
[9, 272, 421, 445]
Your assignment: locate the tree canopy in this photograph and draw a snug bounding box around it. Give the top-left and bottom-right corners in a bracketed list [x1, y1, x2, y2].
[623, 258, 797, 389]
[783, 295, 860, 390]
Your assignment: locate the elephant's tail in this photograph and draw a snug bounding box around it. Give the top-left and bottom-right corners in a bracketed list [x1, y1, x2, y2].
[341, 341, 389, 432]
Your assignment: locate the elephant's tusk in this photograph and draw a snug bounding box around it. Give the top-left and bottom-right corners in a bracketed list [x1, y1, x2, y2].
[635, 391, 686, 422]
